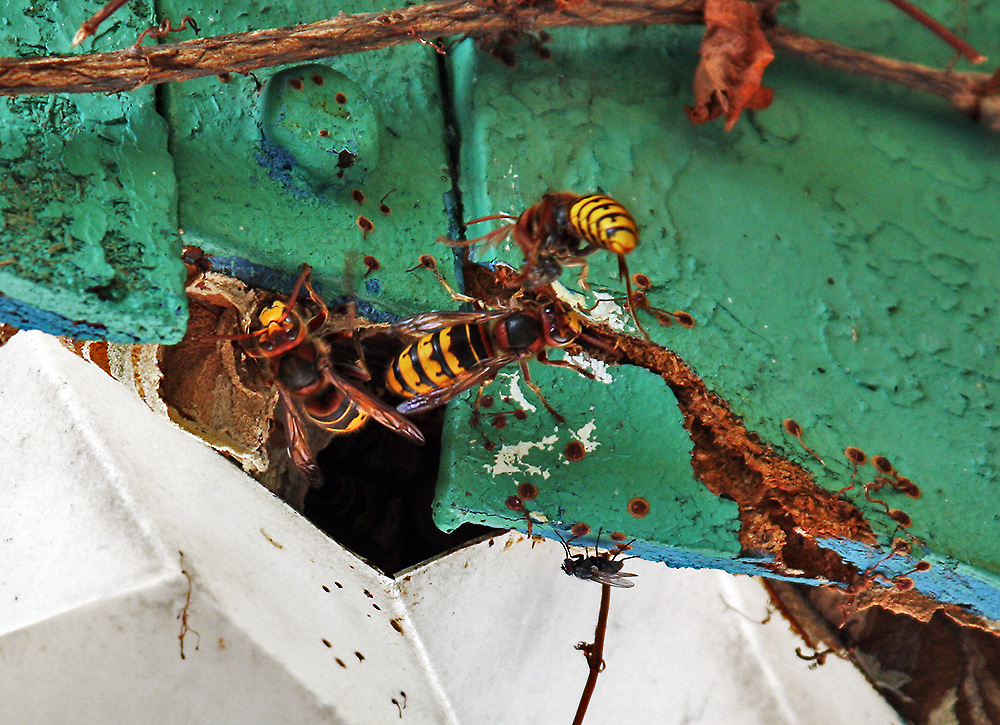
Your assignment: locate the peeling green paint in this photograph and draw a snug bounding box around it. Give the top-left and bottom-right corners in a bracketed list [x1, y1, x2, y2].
[158, 0, 457, 316]
[435, 357, 742, 559]
[437, 11, 1000, 596]
[0, 0, 186, 343]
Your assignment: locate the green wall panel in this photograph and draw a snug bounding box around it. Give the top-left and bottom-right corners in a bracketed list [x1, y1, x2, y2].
[159, 0, 457, 316]
[438, 7, 1000, 614]
[0, 0, 186, 343]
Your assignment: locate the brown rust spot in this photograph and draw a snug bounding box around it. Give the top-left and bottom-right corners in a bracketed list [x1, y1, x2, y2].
[609, 531, 626, 542]
[571, 522, 591, 537]
[673, 310, 696, 328]
[505, 496, 524, 511]
[628, 497, 650, 518]
[289, 77, 303, 90]
[492, 414, 507, 429]
[352, 189, 366, 203]
[335, 92, 348, 104]
[564, 440, 586, 461]
[895, 476, 921, 499]
[888, 509, 913, 528]
[893, 576, 914, 591]
[845, 446, 867, 465]
[782, 419, 803, 437]
[872, 455, 895, 475]
[379, 189, 395, 215]
[357, 215, 374, 238]
[390, 618, 404, 635]
[517, 482, 538, 501]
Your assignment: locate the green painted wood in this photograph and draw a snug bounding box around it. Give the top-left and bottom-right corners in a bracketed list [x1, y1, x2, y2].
[158, 0, 457, 316]
[0, 0, 186, 343]
[436, 5, 1000, 613]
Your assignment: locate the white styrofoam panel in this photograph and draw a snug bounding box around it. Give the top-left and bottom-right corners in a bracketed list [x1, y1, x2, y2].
[400, 536, 902, 725]
[0, 332, 902, 724]
[0, 332, 452, 724]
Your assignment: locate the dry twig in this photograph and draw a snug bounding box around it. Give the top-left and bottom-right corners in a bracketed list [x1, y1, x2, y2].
[0, 0, 997, 129]
[0, 0, 702, 95]
[572, 582, 612, 725]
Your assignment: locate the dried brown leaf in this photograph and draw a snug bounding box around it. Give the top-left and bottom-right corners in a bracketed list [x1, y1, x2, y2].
[686, 0, 775, 130]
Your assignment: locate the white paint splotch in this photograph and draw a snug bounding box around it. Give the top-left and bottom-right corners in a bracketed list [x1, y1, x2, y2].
[560, 351, 614, 385]
[497, 370, 537, 413]
[485, 434, 560, 479]
[568, 420, 600, 455]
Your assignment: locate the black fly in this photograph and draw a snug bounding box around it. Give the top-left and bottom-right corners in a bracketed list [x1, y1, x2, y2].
[557, 529, 637, 588]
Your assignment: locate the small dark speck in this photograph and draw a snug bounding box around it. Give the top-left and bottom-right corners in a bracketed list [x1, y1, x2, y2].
[339, 150, 357, 169]
[311, 74, 325, 86]
[322, 585, 330, 592]
[372, 603, 381, 611]
[289, 77, 304, 90]
[827, 278, 835, 285]
[816, 367, 826, 374]
[335, 92, 348, 104]
[887, 305, 899, 315]
[335, 582, 343, 588]
[363, 589, 373, 598]
[322, 639, 332, 648]
[336, 658, 347, 668]
[355, 652, 365, 662]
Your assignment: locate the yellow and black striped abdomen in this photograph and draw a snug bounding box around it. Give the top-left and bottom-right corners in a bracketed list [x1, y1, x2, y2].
[387, 323, 494, 398]
[569, 195, 638, 256]
[304, 387, 368, 433]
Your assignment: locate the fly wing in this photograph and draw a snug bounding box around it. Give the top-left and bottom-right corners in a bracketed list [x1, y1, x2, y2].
[585, 569, 638, 588]
[320, 365, 426, 445]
